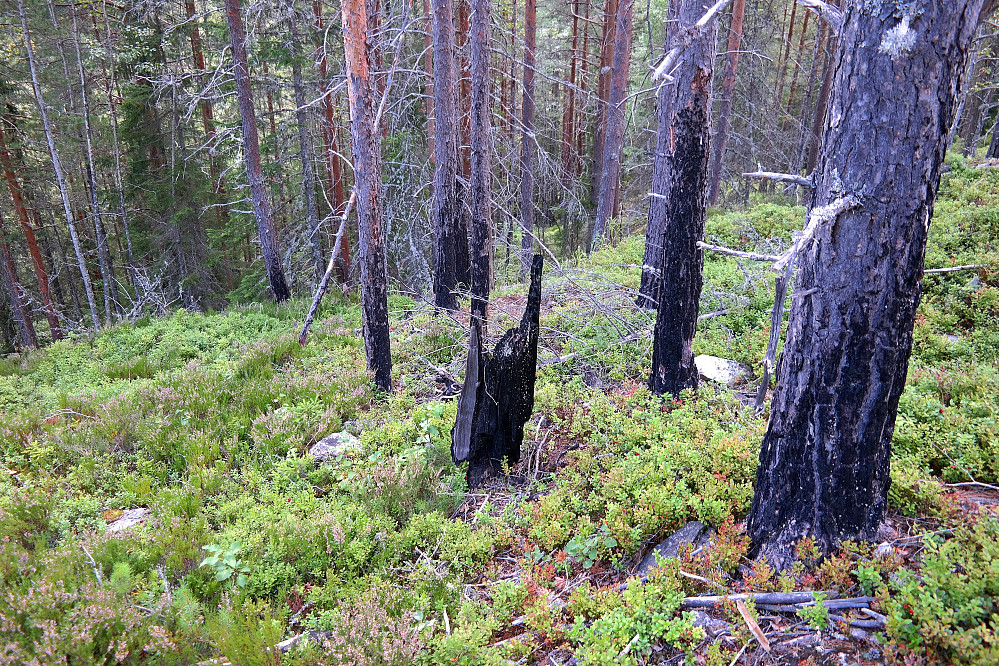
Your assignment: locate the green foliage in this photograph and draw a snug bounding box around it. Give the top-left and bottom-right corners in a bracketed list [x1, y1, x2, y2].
[796, 591, 831, 630]
[200, 542, 251, 587]
[879, 514, 999, 664]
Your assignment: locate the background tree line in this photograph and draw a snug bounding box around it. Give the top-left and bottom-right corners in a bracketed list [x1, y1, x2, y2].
[8, 0, 986, 346]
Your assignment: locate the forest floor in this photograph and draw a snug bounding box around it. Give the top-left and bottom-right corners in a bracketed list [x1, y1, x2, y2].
[1, 153, 998, 665]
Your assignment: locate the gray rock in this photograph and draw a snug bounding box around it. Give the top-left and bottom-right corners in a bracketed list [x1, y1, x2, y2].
[694, 355, 751, 386]
[309, 431, 361, 463]
[637, 521, 709, 575]
[943, 334, 960, 344]
[690, 610, 730, 638]
[107, 508, 151, 534]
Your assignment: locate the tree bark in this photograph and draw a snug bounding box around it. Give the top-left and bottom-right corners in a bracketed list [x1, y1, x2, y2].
[224, 0, 292, 302]
[432, 0, 472, 309]
[561, 0, 581, 180]
[71, 3, 119, 321]
[100, 4, 142, 298]
[0, 120, 63, 340]
[590, 0, 634, 252]
[706, 0, 745, 205]
[518, 0, 538, 277]
[643, 0, 716, 395]
[0, 211, 37, 349]
[285, 3, 324, 285]
[342, 0, 393, 391]
[747, 0, 988, 568]
[19, 0, 101, 330]
[422, 0, 436, 160]
[469, 0, 492, 320]
[590, 0, 618, 207]
[313, 0, 351, 278]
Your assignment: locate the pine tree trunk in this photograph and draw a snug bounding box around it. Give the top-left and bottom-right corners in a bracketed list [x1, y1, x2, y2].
[432, 0, 471, 308]
[0, 122, 63, 339]
[706, 0, 745, 205]
[224, 0, 292, 302]
[642, 0, 716, 394]
[518, 0, 538, 277]
[590, 0, 634, 252]
[590, 0, 618, 207]
[774, 0, 798, 110]
[468, 0, 492, 320]
[748, 0, 988, 568]
[561, 0, 581, 180]
[422, 0, 436, 160]
[313, 0, 350, 279]
[100, 5, 142, 298]
[285, 5, 324, 285]
[72, 3, 119, 321]
[19, 0, 101, 330]
[0, 216, 36, 349]
[804, 32, 836, 174]
[342, 0, 393, 391]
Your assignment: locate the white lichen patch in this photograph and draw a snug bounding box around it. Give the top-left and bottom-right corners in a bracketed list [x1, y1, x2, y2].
[879, 14, 917, 59]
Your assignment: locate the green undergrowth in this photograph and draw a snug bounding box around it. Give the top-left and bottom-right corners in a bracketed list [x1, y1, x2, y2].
[2, 162, 999, 664]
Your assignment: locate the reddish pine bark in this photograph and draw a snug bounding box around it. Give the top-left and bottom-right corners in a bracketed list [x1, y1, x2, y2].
[0, 122, 63, 339]
[341, 0, 393, 391]
[590, 0, 618, 205]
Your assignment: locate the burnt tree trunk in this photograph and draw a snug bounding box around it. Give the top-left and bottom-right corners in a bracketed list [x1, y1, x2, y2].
[518, 0, 538, 278]
[590, 0, 634, 252]
[637, 0, 716, 310]
[342, 0, 393, 392]
[706, 0, 745, 205]
[748, 0, 989, 568]
[987, 108, 999, 158]
[432, 0, 472, 309]
[452, 254, 542, 489]
[644, 0, 716, 396]
[225, 0, 292, 302]
[469, 0, 492, 320]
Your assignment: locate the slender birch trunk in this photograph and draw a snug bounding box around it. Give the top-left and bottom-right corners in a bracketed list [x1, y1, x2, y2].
[19, 0, 100, 329]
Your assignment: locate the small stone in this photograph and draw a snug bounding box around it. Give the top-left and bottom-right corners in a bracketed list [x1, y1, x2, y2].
[309, 431, 361, 464]
[873, 542, 893, 559]
[106, 508, 151, 534]
[943, 334, 960, 344]
[694, 355, 751, 386]
[638, 521, 710, 575]
[690, 610, 730, 638]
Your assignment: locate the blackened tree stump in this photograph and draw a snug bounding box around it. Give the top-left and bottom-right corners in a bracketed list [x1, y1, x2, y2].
[452, 254, 542, 488]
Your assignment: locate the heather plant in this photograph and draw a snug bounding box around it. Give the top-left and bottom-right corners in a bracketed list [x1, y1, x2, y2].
[310, 586, 424, 666]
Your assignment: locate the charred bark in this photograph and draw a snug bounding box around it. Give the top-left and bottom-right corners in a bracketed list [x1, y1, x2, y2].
[468, 0, 492, 320]
[452, 254, 542, 489]
[342, 0, 393, 392]
[644, 0, 716, 396]
[432, 0, 472, 309]
[225, 0, 292, 302]
[747, 0, 988, 568]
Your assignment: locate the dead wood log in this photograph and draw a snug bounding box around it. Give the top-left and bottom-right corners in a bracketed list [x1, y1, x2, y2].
[452, 254, 543, 488]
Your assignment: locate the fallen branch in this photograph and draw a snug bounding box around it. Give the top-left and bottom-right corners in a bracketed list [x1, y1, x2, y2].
[697, 241, 779, 263]
[743, 170, 813, 188]
[735, 598, 771, 652]
[924, 264, 985, 274]
[651, 0, 733, 81]
[682, 591, 840, 608]
[944, 480, 999, 492]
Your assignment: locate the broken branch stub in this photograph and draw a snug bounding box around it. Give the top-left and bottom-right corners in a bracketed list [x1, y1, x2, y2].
[452, 254, 543, 488]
